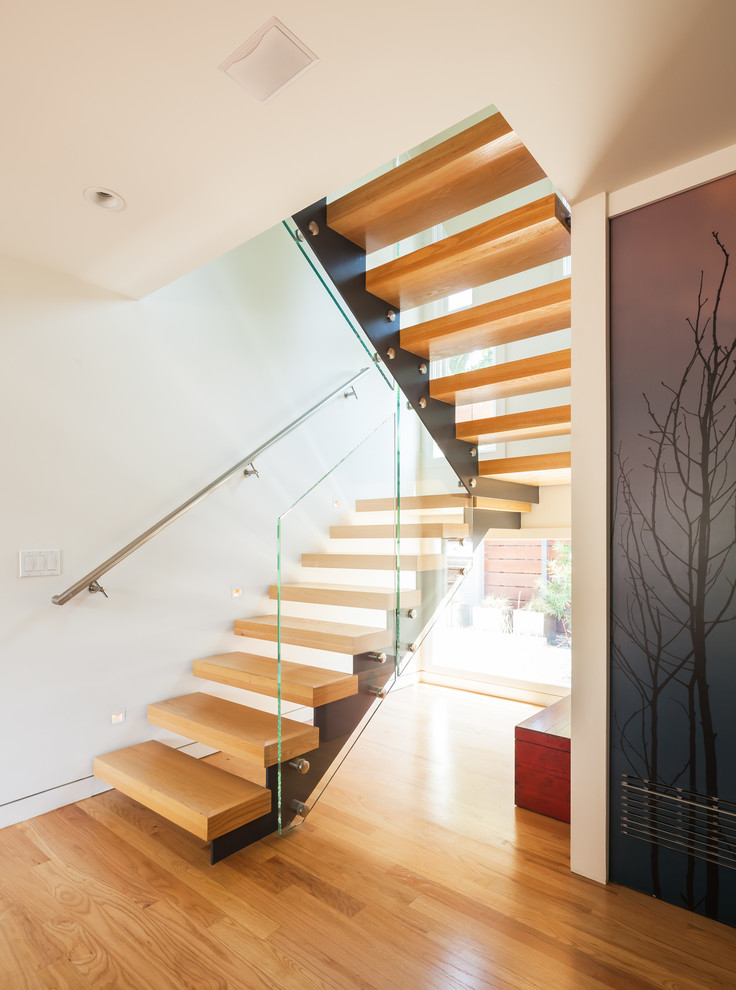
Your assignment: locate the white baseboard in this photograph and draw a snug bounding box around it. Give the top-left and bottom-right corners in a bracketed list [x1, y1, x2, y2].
[420, 670, 568, 707]
[0, 775, 111, 830]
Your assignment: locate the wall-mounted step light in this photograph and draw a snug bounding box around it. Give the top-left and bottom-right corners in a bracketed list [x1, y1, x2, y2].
[219, 17, 319, 103]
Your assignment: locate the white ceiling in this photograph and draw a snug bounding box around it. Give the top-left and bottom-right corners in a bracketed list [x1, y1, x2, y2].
[2, 0, 735, 298]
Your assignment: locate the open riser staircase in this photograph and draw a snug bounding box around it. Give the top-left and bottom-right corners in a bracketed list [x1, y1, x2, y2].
[95, 491, 508, 862]
[293, 110, 571, 494]
[94, 109, 570, 862]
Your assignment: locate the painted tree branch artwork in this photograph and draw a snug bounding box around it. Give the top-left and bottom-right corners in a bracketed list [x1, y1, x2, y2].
[611, 223, 736, 923]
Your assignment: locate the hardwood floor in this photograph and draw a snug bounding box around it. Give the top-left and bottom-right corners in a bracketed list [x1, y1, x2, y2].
[2, 684, 735, 989]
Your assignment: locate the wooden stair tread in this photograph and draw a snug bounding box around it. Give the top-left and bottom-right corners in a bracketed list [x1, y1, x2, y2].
[193, 652, 358, 707]
[479, 451, 571, 483]
[147, 693, 319, 768]
[234, 614, 390, 655]
[302, 552, 444, 571]
[269, 583, 421, 609]
[484, 468, 570, 487]
[355, 494, 532, 513]
[329, 522, 468, 539]
[365, 194, 570, 310]
[401, 279, 571, 360]
[93, 740, 271, 841]
[431, 349, 571, 405]
[457, 405, 571, 444]
[326, 113, 545, 253]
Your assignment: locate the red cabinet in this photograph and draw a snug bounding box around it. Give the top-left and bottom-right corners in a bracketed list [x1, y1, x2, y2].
[514, 695, 570, 823]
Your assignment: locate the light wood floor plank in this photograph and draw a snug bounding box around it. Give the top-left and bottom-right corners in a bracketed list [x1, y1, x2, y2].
[2, 685, 736, 989]
[80, 791, 281, 940]
[209, 915, 337, 990]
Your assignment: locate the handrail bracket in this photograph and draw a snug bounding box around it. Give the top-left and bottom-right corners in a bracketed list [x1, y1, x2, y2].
[89, 580, 108, 598]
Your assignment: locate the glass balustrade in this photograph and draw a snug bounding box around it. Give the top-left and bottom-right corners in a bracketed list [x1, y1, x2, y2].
[274, 406, 399, 832]
[281, 217, 394, 390]
[393, 399, 476, 680]
[272, 386, 484, 833]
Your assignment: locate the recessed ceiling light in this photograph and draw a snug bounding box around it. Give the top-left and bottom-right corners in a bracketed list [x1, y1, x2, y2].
[219, 17, 319, 104]
[84, 187, 126, 212]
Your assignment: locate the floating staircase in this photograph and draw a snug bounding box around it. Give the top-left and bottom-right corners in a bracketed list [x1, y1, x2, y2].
[94, 107, 569, 861]
[293, 109, 572, 492]
[93, 488, 425, 862]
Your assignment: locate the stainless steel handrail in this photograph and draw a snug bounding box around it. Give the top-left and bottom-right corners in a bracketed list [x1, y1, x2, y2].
[52, 367, 371, 605]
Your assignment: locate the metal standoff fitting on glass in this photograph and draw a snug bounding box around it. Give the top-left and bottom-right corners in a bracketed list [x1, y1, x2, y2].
[290, 800, 310, 818]
[400, 607, 417, 619]
[308, 220, 319, 236]
[367, 652, 387, 663]
[288, 758, 310, 775]
[368, 685, 386, 698]
[386, 309, 396, 322]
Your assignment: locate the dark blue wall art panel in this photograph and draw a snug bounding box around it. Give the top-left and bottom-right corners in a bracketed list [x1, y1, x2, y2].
[610, 172, 736, 926]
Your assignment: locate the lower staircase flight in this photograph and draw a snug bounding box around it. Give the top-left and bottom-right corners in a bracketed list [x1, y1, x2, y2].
[93, 490, 524, 861]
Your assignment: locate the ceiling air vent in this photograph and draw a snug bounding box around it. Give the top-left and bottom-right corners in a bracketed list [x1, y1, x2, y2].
[219, 17, 319, 104]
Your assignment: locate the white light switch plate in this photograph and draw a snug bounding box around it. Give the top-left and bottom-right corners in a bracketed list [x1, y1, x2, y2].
[19, 549, 61, 577]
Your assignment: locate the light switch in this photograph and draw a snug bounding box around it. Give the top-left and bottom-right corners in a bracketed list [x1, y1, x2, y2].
[19, 549, 61, 577]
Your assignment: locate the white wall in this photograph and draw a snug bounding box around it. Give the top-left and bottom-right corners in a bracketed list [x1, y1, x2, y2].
[570, 192, 609, 883]
[570, 142, 736, 883]
[0, 224, 395, 827]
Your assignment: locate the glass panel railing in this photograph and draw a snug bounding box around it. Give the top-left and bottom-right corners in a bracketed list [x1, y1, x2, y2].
[275, 407, 400, 833]
[393, 398, 476, 679]
[281, 218, 393, 390]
